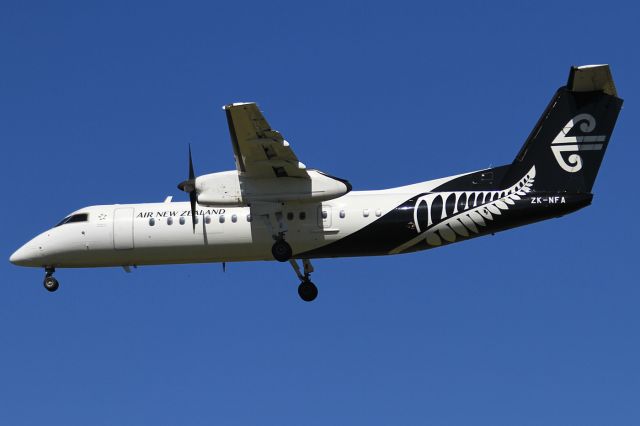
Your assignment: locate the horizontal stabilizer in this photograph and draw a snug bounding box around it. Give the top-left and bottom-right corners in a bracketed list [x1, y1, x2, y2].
[504, 64, 623, 193]
[567, 64, 617, 97]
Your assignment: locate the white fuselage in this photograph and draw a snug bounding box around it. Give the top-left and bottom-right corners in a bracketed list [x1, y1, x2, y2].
[10, 174, 457, 268]
[9, 165, 593, 271]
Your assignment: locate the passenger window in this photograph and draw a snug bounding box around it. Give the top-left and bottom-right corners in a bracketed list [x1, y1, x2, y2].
[375, 209, 382, 217]
[149, 218, 155, 226]
[167, 217, 173, 225]
[322, 210, 328, 219]
[363, 209, 370, 218]
[247, 214, 252, 222]
[299, 212, 306, 220]
[194, 216, 199, 224]
[179, 217, 185, 225]
[219, 215, 225, 223]
[231, 214, 237, 223]
[287, 212, 294, 221]
[205, 215, 211, 224]
[339, 210, 345, 219]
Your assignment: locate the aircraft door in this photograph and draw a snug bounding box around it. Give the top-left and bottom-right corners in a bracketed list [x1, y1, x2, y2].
[113, 208, 134, 249]
[317, 205, 332, 228]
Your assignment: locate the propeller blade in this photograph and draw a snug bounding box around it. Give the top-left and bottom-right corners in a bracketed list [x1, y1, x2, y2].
[176, 145, 198, 233]
[188, 144, 195, 181]
[189, 145, 197, 232]
[190, 191, 197, 233]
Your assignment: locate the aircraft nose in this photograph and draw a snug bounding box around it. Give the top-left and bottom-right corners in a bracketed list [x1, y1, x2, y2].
[9, 243, 38, 267]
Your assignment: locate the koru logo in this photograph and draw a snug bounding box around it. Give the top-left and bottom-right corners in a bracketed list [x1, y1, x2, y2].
[551, 113, 606, 173]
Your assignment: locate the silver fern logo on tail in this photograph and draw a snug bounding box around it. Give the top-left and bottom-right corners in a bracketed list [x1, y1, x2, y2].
[551, 113, 606, 173]
[390, 167, 536, 254]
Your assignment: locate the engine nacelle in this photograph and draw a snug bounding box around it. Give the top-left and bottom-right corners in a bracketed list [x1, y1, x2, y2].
[195, 170, 351, 206]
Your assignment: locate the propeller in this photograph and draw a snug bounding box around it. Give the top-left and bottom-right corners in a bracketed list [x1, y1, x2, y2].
[177, 144, 198, 232]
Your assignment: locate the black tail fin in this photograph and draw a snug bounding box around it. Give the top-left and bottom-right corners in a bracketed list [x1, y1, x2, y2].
[503, 65, 623, 193]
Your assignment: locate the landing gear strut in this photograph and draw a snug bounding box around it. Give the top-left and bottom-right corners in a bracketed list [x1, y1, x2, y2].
[43, 267, 59, 292]
[289, 259, 317, 302]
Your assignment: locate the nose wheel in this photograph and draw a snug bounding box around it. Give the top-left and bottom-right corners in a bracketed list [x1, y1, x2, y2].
[43, 268, 59, 292]
[289, 259, 317, 302]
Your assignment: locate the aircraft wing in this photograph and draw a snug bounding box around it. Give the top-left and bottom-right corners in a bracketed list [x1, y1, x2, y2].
[223, 103, 309, 178]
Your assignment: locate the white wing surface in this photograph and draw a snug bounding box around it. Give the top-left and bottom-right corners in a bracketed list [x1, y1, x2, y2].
[223, 103, 308, 178]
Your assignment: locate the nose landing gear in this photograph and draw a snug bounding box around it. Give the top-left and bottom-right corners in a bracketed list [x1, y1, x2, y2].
[43, 267, 59, 292]
[289, 259, 317, 302]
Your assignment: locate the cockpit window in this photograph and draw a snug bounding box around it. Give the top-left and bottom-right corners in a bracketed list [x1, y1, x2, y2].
[55, 213, 89, 227]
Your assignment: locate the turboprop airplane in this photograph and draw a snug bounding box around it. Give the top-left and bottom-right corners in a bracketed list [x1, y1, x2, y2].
[10, 65, 623, 301]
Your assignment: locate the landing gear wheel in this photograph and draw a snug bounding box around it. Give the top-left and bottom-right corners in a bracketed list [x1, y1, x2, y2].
[272, 239, 292, 262]
[298, 280, 318, 302]
[44, 275, 59, 292]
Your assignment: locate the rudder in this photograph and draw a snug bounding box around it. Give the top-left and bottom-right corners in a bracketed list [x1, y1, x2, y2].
[504, 65, 623, 193]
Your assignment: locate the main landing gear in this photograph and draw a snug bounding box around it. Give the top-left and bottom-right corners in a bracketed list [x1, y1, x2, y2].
[272, 238, 293, 262]
[263, 209, 292, 262]
[43, 267, 59, 292]
[289, 259, 318, 302]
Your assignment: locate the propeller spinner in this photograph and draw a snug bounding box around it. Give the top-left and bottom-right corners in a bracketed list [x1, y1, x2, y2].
[177, 145, 198, 232]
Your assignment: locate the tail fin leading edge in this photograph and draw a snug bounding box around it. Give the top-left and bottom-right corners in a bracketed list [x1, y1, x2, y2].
[504, 64, 623, 193]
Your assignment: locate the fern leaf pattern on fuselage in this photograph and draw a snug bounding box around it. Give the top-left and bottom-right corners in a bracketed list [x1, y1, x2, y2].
[390, 166, 536, 254]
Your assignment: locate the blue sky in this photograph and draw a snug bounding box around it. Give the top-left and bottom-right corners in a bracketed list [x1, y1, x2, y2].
[1, 1, 639, 424]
